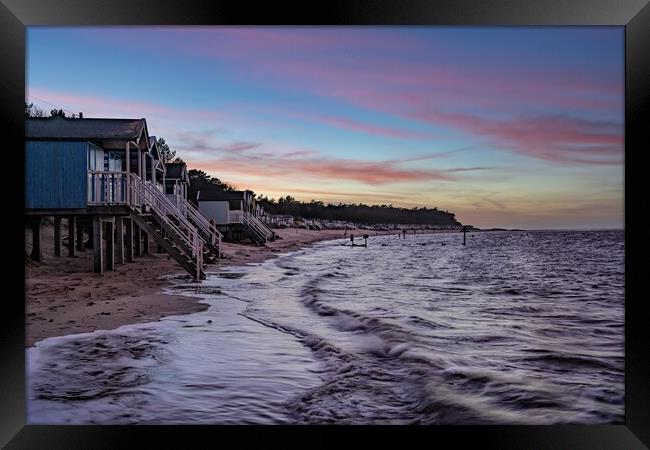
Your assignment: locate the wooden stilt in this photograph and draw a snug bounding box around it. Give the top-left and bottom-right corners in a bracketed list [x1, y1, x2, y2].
[142, 231, 149, 255]
[30, 218, 42, 263]
[134, 224, 142, 257]
[67, 216, 76, 257]
[105, 220, 114, 271]
[115, 216, 124, 264]
[125, 217, 134, 263]
[93, 216, 103, 274]
[87, 223, 94, 249]
[76, 220, 84, 251]
[53, 216, 62, 257]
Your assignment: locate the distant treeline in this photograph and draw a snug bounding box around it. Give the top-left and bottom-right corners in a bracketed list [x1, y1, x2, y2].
[256, 196, 461, 226]
[188, 169, 235, 206]
[187, 169, 460, 225]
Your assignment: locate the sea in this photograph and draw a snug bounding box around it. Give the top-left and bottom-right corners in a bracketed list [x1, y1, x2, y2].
[27, 230, 625, 424]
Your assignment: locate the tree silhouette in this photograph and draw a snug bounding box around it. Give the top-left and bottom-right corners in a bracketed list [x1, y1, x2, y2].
[256, 196, 460, 226]
[156, 137, 182, 164]
[187, 169, 236, 205]
[25, 102, 46, 118]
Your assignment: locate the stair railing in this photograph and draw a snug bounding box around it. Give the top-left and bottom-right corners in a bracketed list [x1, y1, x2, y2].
[245, 211, 274, 240]
[129, 175, 203, 266]
[182, 198, 223, 250]
[166, 194, 189, 217]
[242, 210, 273, 241]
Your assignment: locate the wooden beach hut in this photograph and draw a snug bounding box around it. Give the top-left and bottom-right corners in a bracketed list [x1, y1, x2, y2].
[164, 162, 189, 200]
[25, 116, 221, 279]
[269, 214, 295, 228]
[164, 161, 222, 259]
[197, 188, 274, 245]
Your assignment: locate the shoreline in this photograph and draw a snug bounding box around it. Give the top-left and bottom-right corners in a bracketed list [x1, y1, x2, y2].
[26, 227, 408, 347]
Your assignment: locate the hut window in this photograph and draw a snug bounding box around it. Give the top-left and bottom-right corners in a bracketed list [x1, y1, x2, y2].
[88, 146, 104, 171]
[107, 152, 122, 171]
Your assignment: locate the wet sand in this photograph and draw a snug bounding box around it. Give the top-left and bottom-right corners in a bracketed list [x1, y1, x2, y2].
[26, 223, 390, 347]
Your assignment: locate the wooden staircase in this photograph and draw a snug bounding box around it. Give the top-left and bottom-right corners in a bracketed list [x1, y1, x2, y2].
[131, 210, 206, 280]
[241, 210, 275, 246]
[129, 176, 205, 280]
[167, 214, 218, 265]
[167, 194, 223, 262]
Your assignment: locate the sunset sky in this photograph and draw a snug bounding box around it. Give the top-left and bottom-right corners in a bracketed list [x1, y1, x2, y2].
[26, 27, 624, 229]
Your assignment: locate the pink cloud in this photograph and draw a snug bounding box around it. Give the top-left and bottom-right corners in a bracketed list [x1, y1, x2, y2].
[282, 150, 318, 158]
[305, 114, 433, 140]
[88, 28, 622, 118]
[32, 31, 623, 170]
[169, 128, 460, 185]
[411, 110, 623, 165]
[290, 160, 451, 185]
[251, 105, 435, 141]
[241, 184, 413, 203]
[242, 58, 622, 117]
[215, 142, 262, 153]
[192, 156, 454, 186]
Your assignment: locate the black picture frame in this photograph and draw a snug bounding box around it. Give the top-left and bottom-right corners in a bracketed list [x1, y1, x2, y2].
[1, 0, 647, 448]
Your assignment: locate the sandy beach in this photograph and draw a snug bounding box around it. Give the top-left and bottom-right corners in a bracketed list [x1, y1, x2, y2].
[25, 223, 395, 347]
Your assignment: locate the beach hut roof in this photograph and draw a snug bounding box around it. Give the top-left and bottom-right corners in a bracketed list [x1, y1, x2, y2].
[149, 136, 158, 154]
[26, 117, 150, 147]
[197, 189, 247, 202]
[148, 136, 163, 161]
[164, 162, 188, 180]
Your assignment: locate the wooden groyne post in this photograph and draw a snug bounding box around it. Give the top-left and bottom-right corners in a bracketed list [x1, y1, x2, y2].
[461, 225, 470, 246]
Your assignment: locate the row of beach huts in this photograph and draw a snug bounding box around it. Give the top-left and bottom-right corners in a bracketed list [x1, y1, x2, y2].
[24, 115, 288, 280]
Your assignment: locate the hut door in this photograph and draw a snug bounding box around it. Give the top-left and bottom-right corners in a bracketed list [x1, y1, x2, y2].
[107, 152, 123, 202]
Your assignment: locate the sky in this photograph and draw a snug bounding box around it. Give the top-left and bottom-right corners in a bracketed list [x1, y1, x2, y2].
[26, 27, 624, 229]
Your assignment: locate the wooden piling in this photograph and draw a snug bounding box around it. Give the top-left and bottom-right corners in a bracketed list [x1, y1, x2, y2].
[105, 219, 114, 271]
[125, 217, 134, 263]
[30, 218, 42, 263]
[53, 216, 62, 257]
[93, 216, 103, 274]
[76, 220, 84, 251]
[157, 229, 164, 253]
[87, 223, 94, 249]
[142, 231, 149, 255]
[115, 216, 124, 264]
[134, 223, 142, 257]
[67, 216, 76, 257]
